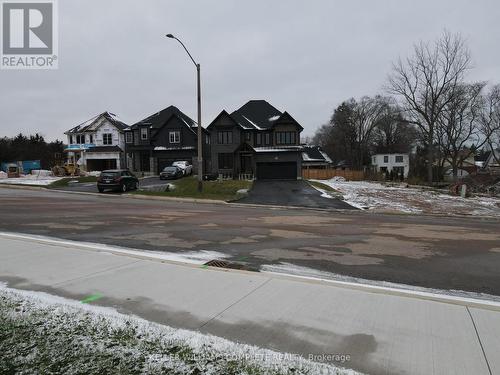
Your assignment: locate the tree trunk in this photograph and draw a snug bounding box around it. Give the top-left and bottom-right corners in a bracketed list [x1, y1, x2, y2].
[427, 143, 433, 184]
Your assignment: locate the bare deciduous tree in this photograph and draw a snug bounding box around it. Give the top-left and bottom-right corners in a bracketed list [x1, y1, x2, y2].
[480, 84, 500, 165]
[387, 30, 472, 183]
[437, 82, 486, 181]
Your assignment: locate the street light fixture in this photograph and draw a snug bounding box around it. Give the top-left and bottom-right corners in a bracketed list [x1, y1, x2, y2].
[166, 33, 203, 192]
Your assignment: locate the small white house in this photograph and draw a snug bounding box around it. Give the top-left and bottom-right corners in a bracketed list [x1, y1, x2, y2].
[371, 153, 410, 178]
[64, 112, 128, 171]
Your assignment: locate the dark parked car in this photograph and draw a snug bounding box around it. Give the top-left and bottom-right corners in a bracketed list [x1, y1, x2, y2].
[160, 166, 183, 180]
[97, 169, 139, 193]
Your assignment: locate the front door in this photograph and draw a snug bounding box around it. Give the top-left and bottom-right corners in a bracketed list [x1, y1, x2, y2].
[240, 154, 253, 174]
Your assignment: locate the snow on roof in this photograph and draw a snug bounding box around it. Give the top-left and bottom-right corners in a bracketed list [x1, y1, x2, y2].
[268, 115, 280, 122]
[254, 146, 303, 153]
[319, 150, 333, 163]
[241, 115, 262, 130]
[301, 152, 323, 161]
[154, 146, 196, 151]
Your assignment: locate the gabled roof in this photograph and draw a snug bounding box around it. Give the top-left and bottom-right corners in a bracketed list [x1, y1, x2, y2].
[231, 100, 282, 130]
[130, 106, 196, 131]
[207, 100, 304, 131]
[65, 112, 128, 134]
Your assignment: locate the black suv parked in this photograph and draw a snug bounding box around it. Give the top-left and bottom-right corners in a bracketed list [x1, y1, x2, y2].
[97, 170, 139, 193]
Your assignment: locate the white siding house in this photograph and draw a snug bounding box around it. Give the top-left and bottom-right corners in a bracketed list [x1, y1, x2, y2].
[64, 112, 128, 172]
[371, 153, 410, 178]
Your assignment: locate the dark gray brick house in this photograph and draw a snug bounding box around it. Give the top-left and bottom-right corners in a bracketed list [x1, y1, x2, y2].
[124, 106, 209, 175]
[207, 100, 304, 180]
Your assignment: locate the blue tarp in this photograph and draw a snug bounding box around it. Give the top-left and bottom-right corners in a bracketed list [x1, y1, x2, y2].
[1, 160, 41, 173]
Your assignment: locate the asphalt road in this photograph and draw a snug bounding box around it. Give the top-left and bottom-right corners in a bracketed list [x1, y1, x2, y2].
[55, 176, 165, 193]
[238, 180, 355, 209]
[1, 187, 500, 296]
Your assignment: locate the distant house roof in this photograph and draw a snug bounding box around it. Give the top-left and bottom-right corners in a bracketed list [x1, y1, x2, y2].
[208, 100, 303, 131]
[86, 146, 123, 153]
[301, 146, 333, 164]
[130, 106, 194, 130]
[65, 112, 128, 134]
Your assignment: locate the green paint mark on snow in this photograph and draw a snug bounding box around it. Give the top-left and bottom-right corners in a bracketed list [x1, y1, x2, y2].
[238, 257, 248, 261]
[81, 293, 103, 304]
[200, 265, 208, 269]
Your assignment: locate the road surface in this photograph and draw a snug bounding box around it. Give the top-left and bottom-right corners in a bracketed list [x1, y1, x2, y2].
[0, 187, 499, 296]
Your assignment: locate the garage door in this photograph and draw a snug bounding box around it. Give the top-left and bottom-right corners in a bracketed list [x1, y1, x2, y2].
[256, 162, 297, 180]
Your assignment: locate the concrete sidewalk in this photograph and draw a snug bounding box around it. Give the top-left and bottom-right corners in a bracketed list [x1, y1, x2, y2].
[0, 233, 498, 375]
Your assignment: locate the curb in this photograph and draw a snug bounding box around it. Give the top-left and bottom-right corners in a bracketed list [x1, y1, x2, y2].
[3, 231, 500, 312]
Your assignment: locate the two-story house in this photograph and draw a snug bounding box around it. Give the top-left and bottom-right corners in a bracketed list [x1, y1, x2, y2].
[371, 153, 410, 178]
[64, 112, 128, 171]
[207, 100, 304, 180]
[124, 106, 209, 175]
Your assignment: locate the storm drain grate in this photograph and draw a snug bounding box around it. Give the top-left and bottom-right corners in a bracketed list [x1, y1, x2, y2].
[204, 259, 246, 270]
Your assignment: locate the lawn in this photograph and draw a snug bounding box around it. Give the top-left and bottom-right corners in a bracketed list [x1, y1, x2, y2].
[47, 176, 98, 189]
[0, 285, 347, 375]
[134, 176, 253, 201]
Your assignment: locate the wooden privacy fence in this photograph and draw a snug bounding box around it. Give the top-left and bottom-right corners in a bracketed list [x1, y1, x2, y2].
[302, 168, 365, 181]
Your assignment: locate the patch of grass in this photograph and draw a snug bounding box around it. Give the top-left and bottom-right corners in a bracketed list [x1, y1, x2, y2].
[48, 176, 98, 189]
[134, 176, 253, 201]
[308, 180, 339, 193]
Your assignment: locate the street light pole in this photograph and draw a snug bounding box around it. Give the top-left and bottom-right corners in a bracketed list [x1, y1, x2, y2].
[166, 34, 203, 192]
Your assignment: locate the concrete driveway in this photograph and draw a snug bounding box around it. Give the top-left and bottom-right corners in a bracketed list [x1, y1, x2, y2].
[238, 180, 355, 209]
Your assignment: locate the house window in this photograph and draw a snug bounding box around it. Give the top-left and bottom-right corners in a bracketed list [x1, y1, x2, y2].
[256, 133, 262, 146]
[76, 134, 85, 144]
[206, 135, 210, 144]
[69, 135, 73, 144]
[140, 128, 148, 140]
[217, 131, 233, 144]
[264, 133, 270, 145]
[103, 133, 112, 145]
[384, 155, 389, 163]
[276, 131, 296, 145]
[218, 153, 233, 169]
[169, 131, 180, 144]
[245, 132, 251, 141]
[89, 135, 93, 143]
[372, 156, 376, 164]
[395, 155, 404, 163]
[125, 132, 133, 143]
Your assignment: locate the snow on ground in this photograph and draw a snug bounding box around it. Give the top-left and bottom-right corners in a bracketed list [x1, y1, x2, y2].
[0, 174, 62, 186]
[315, 179, 500, 216]
[261, 262, 500, 304]
[0, 283, 359, 375]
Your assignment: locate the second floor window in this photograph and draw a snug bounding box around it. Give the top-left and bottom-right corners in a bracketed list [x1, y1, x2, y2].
[125, 132, 133, 143]
[141, 128, 148, 140]
[76, 134, 85, 144]
[69, 135, 73, 144]
[89, 135, 93, 143]
[169, 131, 180, 144]
[384, 155, 389, 163]
[217, 131, 233, 144]
[264, 133, 270, 145]
[395, 155, 404, 163]
[103, 133, 112, 145]
[275, 131, 296, 145]
[256, 133, 262, 146]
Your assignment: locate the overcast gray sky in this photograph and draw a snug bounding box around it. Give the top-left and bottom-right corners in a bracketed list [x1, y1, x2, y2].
[1, 0, 499, 141]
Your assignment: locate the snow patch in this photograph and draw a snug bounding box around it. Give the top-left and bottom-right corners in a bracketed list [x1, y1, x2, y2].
[314, 179, 500, 216]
